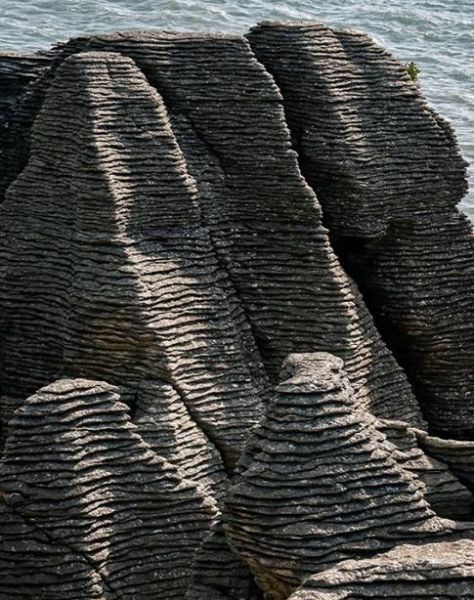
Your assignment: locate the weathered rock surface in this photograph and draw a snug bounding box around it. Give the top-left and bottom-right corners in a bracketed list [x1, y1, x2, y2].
[247, 21, 468, 237]
[362, 212, 474, 438]
[0, 31, 426, 430]
[418, 431, 474, 492]
[0, 52, 52, 199]
[376, 419, 473, 518]
[0, 378, 218, 599]
[223, 353, 458, 600]
[186, 523, 259, 600]
[0, 50, 266, 468]
[247, 19, 474, 554]
[0, 22, 473, 600]
[287, 539, 474, 600]
[247, 21, 474, 440]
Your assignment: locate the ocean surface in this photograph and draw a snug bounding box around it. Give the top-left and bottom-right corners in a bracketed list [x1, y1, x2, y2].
[0, 0, 472, 217]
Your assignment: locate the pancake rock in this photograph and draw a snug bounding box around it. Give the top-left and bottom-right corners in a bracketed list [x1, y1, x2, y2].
[362, 212, 474, 438]
[417, 431, 474, 492]
[0, 378, 218, 599]
[132, 380, 228, 497]
[247, 21, 473, 439]
[223, 353, 455, 600]
[186, 523, 259, 600]
[0, 52, 52, 200]
[0, 50, 267, 469]
[2, 31, 426, 428]
[287, 539, 474, 600]
[375, 419, 473, 519]
[247, 21, 468, 237]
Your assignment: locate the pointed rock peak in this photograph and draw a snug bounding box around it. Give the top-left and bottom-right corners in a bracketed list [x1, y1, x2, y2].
[277, 352, 344, 394]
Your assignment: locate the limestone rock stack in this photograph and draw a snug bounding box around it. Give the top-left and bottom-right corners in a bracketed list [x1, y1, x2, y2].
[247, 21, 473, 439]
[0, 52, 51, 198]
[222, 353, 454, 599]
[0, 31, 426, 429]
[0, 378, 218, 599]
[0, 21, 473, 600]
[0, 50, 266, 468]
[287, 539, 474, 600]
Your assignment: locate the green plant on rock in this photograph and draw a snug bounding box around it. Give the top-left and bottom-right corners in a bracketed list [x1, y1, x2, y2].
[406, 61, 421, 82]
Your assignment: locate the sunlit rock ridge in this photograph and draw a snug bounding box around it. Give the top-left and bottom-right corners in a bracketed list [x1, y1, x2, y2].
[0, 21, 472, 600]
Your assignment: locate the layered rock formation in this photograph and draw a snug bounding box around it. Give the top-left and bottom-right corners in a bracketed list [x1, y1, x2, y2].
[0, 20, 473, 600]
[222, 353, 464, 599]
[247, 21, 474, 440]
[0, 52, 52, 198]
[0, 30, 427, 430]
[288, 539, 474, 600]
[0, 378, 218, 599]
[0, 50, 266, 468]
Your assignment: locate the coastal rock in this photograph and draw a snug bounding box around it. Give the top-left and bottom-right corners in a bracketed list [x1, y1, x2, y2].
[287, 539, 474, 600]
[186, 523, 259, 600]
[2, 30, 426, 427]
[247, 21, 468, 237]
[0, 52, 52, 200]
[0, 50, 266, 468]
[132, 380, 228, 497]
[222, 353, 452, 600]
[376, 419, 473, 518]
[418, 431, 474, 491]
[362, 212, 474, 438]
[0, 378, 218, 599]
[247, 21, 473, 438]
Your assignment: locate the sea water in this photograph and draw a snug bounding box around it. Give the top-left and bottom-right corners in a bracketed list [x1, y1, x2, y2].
[0, 0, 472, 216]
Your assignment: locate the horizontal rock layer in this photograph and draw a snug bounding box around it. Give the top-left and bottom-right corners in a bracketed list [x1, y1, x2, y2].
[0, 31, 425, 430]
[247, 20, 468, 238]
[0, 22, 472, 600]
[223, 353, 456, 600]
[247, 21, 474, 440]
[0, 50, 266, 469]
[288, 539, 474, 600]
[0, 378, 218, 599]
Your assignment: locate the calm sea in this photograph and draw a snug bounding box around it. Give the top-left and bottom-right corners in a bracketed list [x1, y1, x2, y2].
[0, 0, 472, 217]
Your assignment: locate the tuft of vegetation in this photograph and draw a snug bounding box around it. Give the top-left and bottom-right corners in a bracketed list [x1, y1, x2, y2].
[406, 61, 421, 82]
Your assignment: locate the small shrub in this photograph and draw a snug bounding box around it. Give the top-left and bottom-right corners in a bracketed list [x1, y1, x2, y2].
[406, 61, 421, 82]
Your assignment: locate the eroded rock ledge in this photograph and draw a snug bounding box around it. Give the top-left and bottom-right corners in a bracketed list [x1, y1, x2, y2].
[0, 20, 472, 600]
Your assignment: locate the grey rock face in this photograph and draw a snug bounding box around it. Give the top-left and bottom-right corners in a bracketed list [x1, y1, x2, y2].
[186, 523, 259, 600]
[247, 21, 468, 238]
[0, 378, 218, 599]
[0, 22, 472, 600]
[0, 50, 265, 468]
[1, 31, 426, 429]
[223, 353, 456, 600]
[0, 52, 52, 201]
[247, 21, 474, 440]
[287, 539, 474, 600]
[364, 212, 474, 438]
[376, 419, 473, 519]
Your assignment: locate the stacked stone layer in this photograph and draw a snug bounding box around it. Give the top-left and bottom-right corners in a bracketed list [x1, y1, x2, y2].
[0, 378, 218, 599]
[223, 353, 456, 600]
[0, 22, 472, 600]
[247, 21, 473, 440]
[288, 539, 474, 600]
[0, 50, 266, 468]
[0, 31, 426, 429]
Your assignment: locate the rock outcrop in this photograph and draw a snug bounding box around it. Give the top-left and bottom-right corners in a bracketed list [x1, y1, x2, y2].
[247, 21, 474, 440]
[0, 31, 426, 430]
[0, 52, 51, 199]
[0, 21, 472, 600]
[287, 539, 474, 600]
[222, 353, 458, 600]
[0, 50, 266, 469]
[0, 378, 218, 599]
